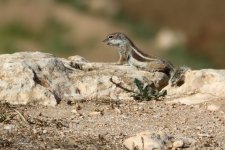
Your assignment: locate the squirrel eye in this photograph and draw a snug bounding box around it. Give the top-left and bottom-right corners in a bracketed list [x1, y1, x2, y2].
[108, 35, 113, 39]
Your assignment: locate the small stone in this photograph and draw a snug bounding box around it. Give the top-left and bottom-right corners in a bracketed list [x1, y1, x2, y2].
[173, 140, 184, 148]
[71, 109, 83, 116]
[196, 126, 202, 130]
[90, 111, 102, 116]
[32, 129, 37, 134]
[207, 104, 220, 111]
[79, 115, 84, 119]
[43, 130, 47, 134]
[197, 133, 212, 138]
[4, 124, 15, 131]
[133, 106, 138, 111]
[138, 106, 144, 111]
[169, 104, 176, 109]
[71, 109, 78, 114]
[114, 108, 122, 114]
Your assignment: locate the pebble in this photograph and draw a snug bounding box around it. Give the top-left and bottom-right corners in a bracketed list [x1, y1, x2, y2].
[43, 130, 47, 134]
[207, 104, 220, 111]
[4, 124, 15, 131]
[114, 108, 122, 114]
[197, 133, 212, 138]
[71, 109, 82, 116]
[90, 111, 102, 116]
[32, 129, 37, 134]
[71, 109, 78, 114]
[196, 126, 202, 130]
[173, 140, 184, 148]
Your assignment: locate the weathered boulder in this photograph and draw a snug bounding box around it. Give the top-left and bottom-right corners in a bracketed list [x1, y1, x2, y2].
[164, 69, 225, 105]
[123, 131, 171, 150]
[0, 52, 168, 106]
[123, 130, 195, 150]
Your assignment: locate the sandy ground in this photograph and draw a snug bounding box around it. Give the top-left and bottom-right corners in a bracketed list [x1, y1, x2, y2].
[0, 98, 225, 150]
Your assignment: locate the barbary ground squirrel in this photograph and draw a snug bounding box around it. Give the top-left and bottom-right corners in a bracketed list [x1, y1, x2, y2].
[103, 32, 189, 86]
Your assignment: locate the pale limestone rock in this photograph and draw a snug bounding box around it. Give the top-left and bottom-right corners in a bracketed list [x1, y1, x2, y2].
[0, 52, 168, 106]
[123, 131, 195, 150]
[165, 69, 225, 105]
[123, 131, 170, 150]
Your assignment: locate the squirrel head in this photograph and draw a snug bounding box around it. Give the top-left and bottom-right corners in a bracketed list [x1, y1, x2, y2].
[103, 32, 132, 47]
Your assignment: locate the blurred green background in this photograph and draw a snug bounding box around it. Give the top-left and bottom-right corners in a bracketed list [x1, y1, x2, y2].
[0, 0, 225, 69]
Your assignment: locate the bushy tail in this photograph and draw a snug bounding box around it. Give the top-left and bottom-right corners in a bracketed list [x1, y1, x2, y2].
[169, 66, 190, 86]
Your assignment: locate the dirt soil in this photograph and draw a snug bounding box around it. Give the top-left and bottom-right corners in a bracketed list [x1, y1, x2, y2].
[0, 98, 225, 150]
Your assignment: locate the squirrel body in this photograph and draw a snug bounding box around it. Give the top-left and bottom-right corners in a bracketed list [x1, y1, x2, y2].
[103, 32, 189, 86]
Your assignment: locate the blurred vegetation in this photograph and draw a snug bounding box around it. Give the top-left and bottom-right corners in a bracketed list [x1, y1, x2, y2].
[54, 0, 87, 11]
[0, 0, 7, 3]
[54, 0, 157, 39]
[113, 12, 158, 40]
[165, 45, 215, 69]
[0, 0, 223, 69]
[0, 18, 75, 55]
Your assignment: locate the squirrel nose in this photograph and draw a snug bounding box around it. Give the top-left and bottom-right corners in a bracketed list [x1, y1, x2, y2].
[102, 38, 108, 43]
